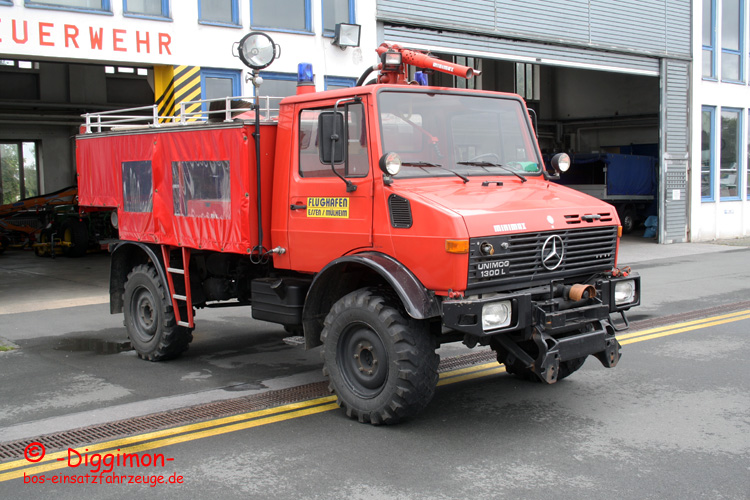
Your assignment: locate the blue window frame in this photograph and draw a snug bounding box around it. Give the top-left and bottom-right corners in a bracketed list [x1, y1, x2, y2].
[721, 0, 744, 82]
[123, 0, 170, 20]
[0, 1, 13, 6]
[322, 0, 355, 37]
[701, 106, 715, 202]
[703, 0, 716, 79]
[720, 107, 743, 200]
[201, 68, 242, 115]
[198, 0, 239, 27]
[258, 72, 299, 98]
[250, 0, 311, 34]
[201, 68, 241, 99]
[24, 0, 112, 14]
[324, 76, 355, 90]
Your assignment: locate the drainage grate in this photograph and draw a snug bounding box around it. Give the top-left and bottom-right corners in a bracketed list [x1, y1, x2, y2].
[0, 350, 497, 462]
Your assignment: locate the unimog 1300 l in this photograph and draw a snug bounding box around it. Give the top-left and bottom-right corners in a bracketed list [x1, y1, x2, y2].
[76, 33, 640, 424]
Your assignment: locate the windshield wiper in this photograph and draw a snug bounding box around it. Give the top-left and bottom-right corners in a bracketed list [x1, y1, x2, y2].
[456, 161, 527, 183]
[402, 161, 469, 183]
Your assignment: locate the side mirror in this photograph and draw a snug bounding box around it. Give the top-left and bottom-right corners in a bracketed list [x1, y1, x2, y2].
[318, 111, 346, 165]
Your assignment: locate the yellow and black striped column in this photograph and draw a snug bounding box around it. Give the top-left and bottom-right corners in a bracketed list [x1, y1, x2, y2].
[154, 65, 202, 122]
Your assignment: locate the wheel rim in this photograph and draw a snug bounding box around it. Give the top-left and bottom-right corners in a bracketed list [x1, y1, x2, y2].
[131, 286, 158, 343]
[337, 323, 388, 398]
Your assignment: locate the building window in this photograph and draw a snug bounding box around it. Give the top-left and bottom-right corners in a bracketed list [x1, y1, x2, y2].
[703, 0, 716, 79]
[322, 0, 354, 36]
[324, 76, 355, 90]
[720, 108, 742, 200]
[124, 0, 169, 19]
[24, 0, 111, 13]
[258, 72, 299, 98]
[251, 0, 311, 33]
[0, 141, 39, 204]
[0, 1, 13, 6]
[198, 0, 239, 26]
[701, 106, 715, 201]
[202, 69, 241, 100]
[721, 0, 744, 82]
[515, 63, 540, 100]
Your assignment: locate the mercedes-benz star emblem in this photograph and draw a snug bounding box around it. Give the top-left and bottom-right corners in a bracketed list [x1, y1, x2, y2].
[541, 235, 564, 270]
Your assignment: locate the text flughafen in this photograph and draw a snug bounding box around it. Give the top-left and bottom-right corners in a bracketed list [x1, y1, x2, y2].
[0, 18, 173, 55]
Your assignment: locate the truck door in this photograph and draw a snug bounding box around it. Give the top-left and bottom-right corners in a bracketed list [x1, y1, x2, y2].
[287, 99, 373, 273]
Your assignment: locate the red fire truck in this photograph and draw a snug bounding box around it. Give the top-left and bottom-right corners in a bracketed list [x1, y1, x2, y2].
[76, 33, 640, 424]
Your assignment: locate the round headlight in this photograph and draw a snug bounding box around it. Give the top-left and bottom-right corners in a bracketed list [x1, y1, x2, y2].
[552, 152, 571, 173]
[379, 152, 402, 176]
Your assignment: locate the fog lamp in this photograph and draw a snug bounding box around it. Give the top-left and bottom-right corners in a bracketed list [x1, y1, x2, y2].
[614, 280, 636, 305]
[482, 301, 512, 331]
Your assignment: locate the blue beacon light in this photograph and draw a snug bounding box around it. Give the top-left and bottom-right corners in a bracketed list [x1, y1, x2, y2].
[296, 63, 315, 95]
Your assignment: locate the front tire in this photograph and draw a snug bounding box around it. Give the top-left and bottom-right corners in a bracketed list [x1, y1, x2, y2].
[321, 288, 439, 425]
[123, 264, 193, 361]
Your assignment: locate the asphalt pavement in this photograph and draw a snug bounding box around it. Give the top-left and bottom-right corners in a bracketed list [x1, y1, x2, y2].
[0, 234, 749, 442]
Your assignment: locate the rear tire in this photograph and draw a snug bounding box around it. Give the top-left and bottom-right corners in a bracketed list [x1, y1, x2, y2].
[321, 288, 439, 425]
[123, 264, 193, 361]
[60, 219, 89, 257]
[34, 229, 53, 257]
[619, 208, 637, 234]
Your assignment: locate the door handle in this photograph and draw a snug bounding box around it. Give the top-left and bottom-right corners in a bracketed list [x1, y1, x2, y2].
[290, 203, 307, 210]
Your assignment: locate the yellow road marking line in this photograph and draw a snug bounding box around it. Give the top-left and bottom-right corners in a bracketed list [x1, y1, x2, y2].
[617, 309, 750, 341]
[438, 365, 506, 386]
[3, 309, 748, 481]
[0, 403, 339, 482]
[439, 361, 498, 379]
[0, 396, 336, 473]
[620, 313, 750, 346]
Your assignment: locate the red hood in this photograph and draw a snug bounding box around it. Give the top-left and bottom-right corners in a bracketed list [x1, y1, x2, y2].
[400, 176, 619, 237]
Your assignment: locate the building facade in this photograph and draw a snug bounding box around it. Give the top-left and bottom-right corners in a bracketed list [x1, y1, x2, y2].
[0, 0, 377, 202]
[3, 1, 748, 242]
[693, 0, 750, 240]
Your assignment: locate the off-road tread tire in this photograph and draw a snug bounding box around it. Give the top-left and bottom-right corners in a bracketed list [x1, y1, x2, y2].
[60, 219, 89, 258]
[123, 264, 193, 361]
[321, 288, 439, 425]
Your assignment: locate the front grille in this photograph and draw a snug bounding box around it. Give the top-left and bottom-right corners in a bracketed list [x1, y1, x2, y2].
[468, 226, 617, 291]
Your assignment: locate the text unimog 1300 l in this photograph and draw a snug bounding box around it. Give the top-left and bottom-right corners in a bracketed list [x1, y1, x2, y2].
[76, 33, 640, 424]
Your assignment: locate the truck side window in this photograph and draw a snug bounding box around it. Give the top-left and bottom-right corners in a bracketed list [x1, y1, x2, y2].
[172, 160, 231, 219]
[299, 103, 368, 178]
[122, 160, 153, 213]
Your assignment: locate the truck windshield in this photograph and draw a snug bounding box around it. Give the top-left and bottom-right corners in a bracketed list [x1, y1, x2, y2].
[377, 91, 541, 180]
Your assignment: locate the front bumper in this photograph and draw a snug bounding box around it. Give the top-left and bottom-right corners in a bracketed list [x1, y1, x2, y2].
[441, 273, 640, 337]
[441, 273, 640, 383]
